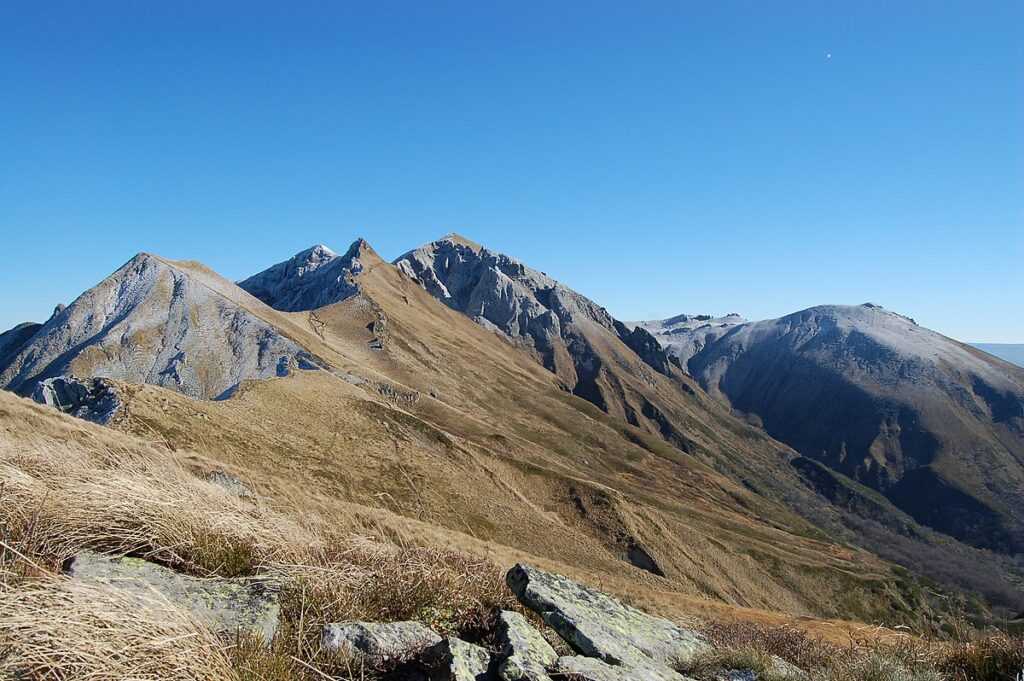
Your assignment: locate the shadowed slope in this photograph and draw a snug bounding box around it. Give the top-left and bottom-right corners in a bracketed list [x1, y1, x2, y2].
[640, 304, 1024, 554]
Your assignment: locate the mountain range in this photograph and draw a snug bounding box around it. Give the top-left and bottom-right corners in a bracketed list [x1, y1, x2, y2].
[2, 234, 1022, 628]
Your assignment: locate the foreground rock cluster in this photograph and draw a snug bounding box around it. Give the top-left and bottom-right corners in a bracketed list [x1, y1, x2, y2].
[64, 552, 805, 680]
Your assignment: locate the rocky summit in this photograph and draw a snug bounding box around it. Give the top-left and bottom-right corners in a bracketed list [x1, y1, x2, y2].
[394, 235, 675, 396]
[238, 239, 372, 312]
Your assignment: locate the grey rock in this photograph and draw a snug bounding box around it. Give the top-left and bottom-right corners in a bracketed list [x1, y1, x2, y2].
[556, 656, 632, 680]
[1, 252, 326, 402]
[321, 620, 442, 663]
[393, 236, 673, 387]
[507, 564, 707, 672]
[0, 321, 41, 371]
[428, 637, 493, 681]
[32, 376, 121, 424]
[766, 656, 807, 680]
[496, 610, 557, 681]
[206, 469, 259, 500]
[556, 655, 696, 681]
[64, 550, 279, 642]
[716, 662, 805, 681]
[238, 240, 367, 312]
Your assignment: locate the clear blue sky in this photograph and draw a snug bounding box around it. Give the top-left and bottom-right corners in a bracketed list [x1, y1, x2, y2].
[2, 1, 1022, 342]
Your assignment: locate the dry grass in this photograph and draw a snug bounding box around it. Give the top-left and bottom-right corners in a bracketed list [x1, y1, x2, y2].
[0, 575, 236, 680]
[0, 394, 522, 679]
[696, 620, 1024, 681]
[0, 427, 320, 577]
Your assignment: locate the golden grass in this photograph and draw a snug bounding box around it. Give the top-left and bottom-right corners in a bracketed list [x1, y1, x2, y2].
[697, 620, 1024, 681]
[0, 426, 319, 577]
[0, 574, 237, 680]
[1, 391, 1022, 680]
[0, 392, 520, 679]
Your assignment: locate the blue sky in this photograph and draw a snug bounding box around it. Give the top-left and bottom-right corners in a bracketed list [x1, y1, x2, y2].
[2, 1, 1021, 342]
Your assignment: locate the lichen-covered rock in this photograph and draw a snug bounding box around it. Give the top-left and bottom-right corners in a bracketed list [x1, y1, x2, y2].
[496, 610, 557, 681]
[759, 656, 807, 681]
[64, 550, 279, 641]
[427, 637, 493, 681]
[557, 656, 635, 680]
[557, 655, 695, 681]
[321, 620, 442, 663]
[507, 564, 707, 671]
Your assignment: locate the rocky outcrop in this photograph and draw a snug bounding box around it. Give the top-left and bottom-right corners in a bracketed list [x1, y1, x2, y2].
[206, 469, 260, 501]
[0, 321, 41, 369]
[0, 253, 326, 402]
[238, 241, 370, 312]
[394, 238, 675, 380]
[557, 655, 675, 680]
[507, 564, 706, 679]
[428, 637, 493, 681]
[638, 304, 1024, 554]
[321, 620, 443, 663]
[32, 376, 121, 424]
[496, 610, 557, 681]
[393, 236, 684, 425]
[64, 551, 280, 642]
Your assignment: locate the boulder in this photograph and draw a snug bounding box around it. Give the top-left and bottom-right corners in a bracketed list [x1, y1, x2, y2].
[496, 610, 557, 681]
[558, 655, 692, 681]
[507, 564, 707, 671]
[321, 620, 442, 663]
[767, 655, 808, 680]
[64, 550, 279, 641]
[558, 655, 684, 680]
[206, 469, 260, 501]
[427, 637, 493, 681]
[32, 376, 120, 424]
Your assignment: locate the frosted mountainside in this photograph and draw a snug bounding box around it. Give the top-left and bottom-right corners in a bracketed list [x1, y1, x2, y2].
[0, 253, 324, 400]
[640, 303, 1024, 553]
[633, 313, 747, 367]
[0, 322, 42, 370]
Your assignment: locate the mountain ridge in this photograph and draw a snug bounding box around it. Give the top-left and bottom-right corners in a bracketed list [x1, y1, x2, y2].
[638, 303, 1024, 554]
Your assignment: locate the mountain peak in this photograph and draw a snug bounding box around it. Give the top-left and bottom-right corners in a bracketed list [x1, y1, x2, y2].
[238, 239, 370, 312]
[439, 233, 483, 251]
[0, 252, 323, 400]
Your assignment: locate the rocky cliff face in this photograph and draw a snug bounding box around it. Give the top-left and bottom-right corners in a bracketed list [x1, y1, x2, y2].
[639, 304, 1024, 553]
[393, 236, 675, 401]
[238, 240, 371, 312]
[0, 321, 42, 369]
[0, 253, 325, 401]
